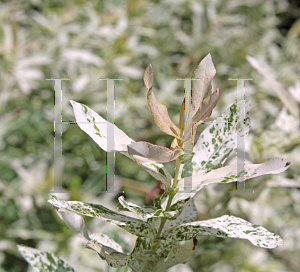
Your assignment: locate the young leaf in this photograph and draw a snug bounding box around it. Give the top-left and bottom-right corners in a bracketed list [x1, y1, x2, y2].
[192, 99, 251, 174]
[70, 100, 172, 187]
[54, 206, 90, 240]
[192, 87, 219, 146]
[159, 215, 283, 249]
[127, 141, 182, 164]
[147, 89, 181, 139]
[118, 196, 179, 219]
[143, 64, 154, 90]
[17, 245, 76, 272]
[191, 53, 216, 118]
[48, 196, 157, 239]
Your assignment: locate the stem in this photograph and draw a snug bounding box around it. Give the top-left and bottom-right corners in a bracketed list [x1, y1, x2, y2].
[150, 158, 181, 251]
[173, 158, 181, 188]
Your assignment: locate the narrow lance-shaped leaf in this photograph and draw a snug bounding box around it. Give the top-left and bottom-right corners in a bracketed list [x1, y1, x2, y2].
[48, 196, 157, 239]
[158, 215, 283, 249]
[191, 53, 216, 118]
[147, 89, 181, 139]
[170, 157, 292, 213]
[17, 245, 76, 272]
[127, 141, 183, 164]
[246, 55, 299, 117]
[143, 64, 154, 90]
[70, 100, 172, 187]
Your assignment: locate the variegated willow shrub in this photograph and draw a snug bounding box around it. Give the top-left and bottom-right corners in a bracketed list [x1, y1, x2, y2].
[17, 54, 292, 272]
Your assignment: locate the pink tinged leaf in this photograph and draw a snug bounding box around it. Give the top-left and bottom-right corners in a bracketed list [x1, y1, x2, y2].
[147, 89, 181, 138]
[192, 88, 219, 145]
[143, 64, 154, 90]
[127, 141, 182, 164]
[191, 53, 216, 118]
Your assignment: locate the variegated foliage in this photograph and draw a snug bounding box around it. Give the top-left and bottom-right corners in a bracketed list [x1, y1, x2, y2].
[18, 54, 292, 272]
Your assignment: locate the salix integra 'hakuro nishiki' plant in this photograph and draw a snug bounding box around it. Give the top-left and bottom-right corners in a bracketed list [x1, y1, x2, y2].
[18, 54, 292, 272]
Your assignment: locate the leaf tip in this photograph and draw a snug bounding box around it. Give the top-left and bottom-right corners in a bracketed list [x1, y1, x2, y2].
[143, 64, 154, 90]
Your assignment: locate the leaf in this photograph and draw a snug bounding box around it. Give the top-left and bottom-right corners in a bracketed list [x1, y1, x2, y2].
[163, 198, 198, 230]
[70, 100, 172, 187]
[155, 244, 193, 271]
[48, 196, 156, 239]
[117, 196, 179, 219]
[147, 89, 181, 138]
[171, 157, 292, 213]
[159, 215, 283, 249]
[246, 55, 299, 117]
[127, 141, 182, 164]
[17, 245, 76, 272]
[192, 100, 251, 175]
[143, 64, 154, 90]
[54, 206, 90, 240]
[86, 239, 131, 268]
[191, 53, 216, 118]
[89, 233, 124, 253]
[192, 87, 219, 145]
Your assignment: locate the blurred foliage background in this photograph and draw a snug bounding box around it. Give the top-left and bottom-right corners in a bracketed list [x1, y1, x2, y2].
[0, 0, 299, 271]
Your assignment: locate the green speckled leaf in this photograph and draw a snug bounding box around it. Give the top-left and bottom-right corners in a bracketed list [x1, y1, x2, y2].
[118, 196, 179, 219]
[192, 100, 251, 174]
[172, 157, 292, 212]
[17, 245, 76, 272]
[163, 198, 198, 230]
[70, 100, 172, 187]
[155, 244, 193, 271]
[48, 196, 156, 239]
[89, 233, 124, 253]
[159, 215, 283, 249]
[86, 239, 130, 268]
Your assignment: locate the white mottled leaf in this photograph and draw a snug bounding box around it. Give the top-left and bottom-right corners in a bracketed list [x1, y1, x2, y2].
[17, 245, 76, 272]
[86, 239, 130, 268]
[128, 141, 182, 164]
[159, 215, 283, 249]
[172, 157, 292, 212]
[155, 244, 193, 271]
[163, 198, 198, 231]
[191, 53, 216, 117]
[89, 233, 124, 253]
[54, 206, 90, 240]
[246, 55, 299, 117]
[70, 100, 172, 187]
[117, 196, 179, 219]
[191, 100, 251, 175]
[48, 196, 156, 239]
